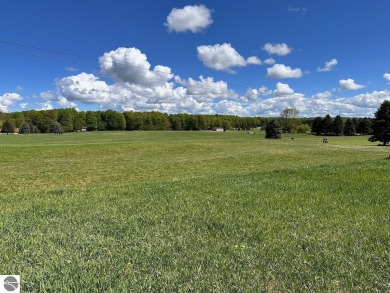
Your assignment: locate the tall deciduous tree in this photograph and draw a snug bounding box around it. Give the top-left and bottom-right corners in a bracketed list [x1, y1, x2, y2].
[280, 108, 299, 133]
[369, 100, 390, 146]
[85, 111, 97, 131]
[105, 110, 125, 130]
[265, 120, 282, 139]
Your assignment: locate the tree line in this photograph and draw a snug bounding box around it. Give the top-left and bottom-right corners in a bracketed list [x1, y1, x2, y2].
[265, 101, 390, 146]
[0, 107, 382, 139]
[0, 109, 270, 134]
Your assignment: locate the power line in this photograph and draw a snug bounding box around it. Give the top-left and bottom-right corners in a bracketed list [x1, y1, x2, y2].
[0, 39, 174, 76]
[0, 48, 94, 68]
[0, 40, 95, 61]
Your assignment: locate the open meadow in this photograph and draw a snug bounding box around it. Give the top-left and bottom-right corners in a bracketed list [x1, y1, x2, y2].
[0, 131, 389, 292]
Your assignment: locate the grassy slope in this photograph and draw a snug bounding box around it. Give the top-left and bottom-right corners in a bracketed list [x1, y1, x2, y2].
[0, 131, 389, 292]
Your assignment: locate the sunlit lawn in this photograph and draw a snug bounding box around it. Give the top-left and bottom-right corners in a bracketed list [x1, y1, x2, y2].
[0, 131, 389, 292]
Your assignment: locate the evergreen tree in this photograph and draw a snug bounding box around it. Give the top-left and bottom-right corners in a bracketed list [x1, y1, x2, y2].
[369, 100, 390, 145]
[357, 117, 372, 135]
[311, 117, 323, 135]
[19, 122, 31, 134]
[332, 115, 344, 136]
[1, 121, 15, 134]
[322, 114, 333, 135]
[343, 118, 356, 136]
[265, 120, 282, 139]
[50, 122, 64, 134]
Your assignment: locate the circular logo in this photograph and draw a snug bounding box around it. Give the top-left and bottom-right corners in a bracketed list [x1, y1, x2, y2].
[3, 276, 19, 292]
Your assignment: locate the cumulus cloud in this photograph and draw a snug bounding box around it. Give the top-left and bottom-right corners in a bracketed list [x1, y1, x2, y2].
[57, 73, 112, 104]
[197, 43, 260, 72]
[36, 101, 53, 111]
[339, 79, 366, 90]
[267, 64, 303, 79]
[383, 73, 390, 82]
[184, 76, 237, 102]
[264, 58, 276, 65]
[246, 56, 261, 65]
[99, 47, 174, 86]
[262, 43, 292, 56]
[247, 82, 390, 117]
[312, 91, 332, 99]
[54, 70, 236, 114]
[317, 58, 338, 72]
[274, 82, 294, 96]
[165, 5, 213, 33]
[0, 93, 23, 112]
[20, 103, 29, 109]
[244, 86, 272, 101]
[215, 100, 249, 116]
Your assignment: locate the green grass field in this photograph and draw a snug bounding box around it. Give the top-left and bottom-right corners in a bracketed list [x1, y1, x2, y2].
[0, 131, 389, 292]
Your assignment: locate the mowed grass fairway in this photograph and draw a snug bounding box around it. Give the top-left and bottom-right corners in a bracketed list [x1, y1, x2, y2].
[0, 131, 389, 292]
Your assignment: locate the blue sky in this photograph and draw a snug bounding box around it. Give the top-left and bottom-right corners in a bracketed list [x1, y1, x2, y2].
[1, 0, 389, 117]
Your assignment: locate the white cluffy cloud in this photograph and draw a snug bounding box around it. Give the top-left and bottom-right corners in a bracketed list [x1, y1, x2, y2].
[267, 64, 303, 79]
[99, 47, 174, 86]
[244, 86, 272, 101]
[262, 43, 292, 56]
[339, 79, 366, 91]
[197, 43, 261, 73]
[318, 58, 338, 72]
[274, 82, 294, 97]
[165, 5, 213, 33]
[0, 93, 23, 112]
[383, 73, 390, 82]
[264, 58, 276, 65]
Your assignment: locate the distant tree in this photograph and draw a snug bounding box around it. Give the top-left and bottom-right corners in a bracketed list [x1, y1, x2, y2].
[296, 124, 310, 134]
[1, 121, 15, 134]
[85, 111, 97, 131]
[19, 122, 31, 134]
[265, 120, 282, 139]
[31, 124, 40, 134]
[322, 114, 333, 135]
[50, 122, 63, 134]
[311, 117, 323, 135]
[57, 108, 75, 132]
[332, 115, 344, 136]
[343, 118, 356, 136]
[105, 110, 125, 130]
[369, 100, 390, 146]
[356, 117, 372, 135]
[73, 111, 85, 131]
[10, 112, 25, 128]
[279, 108, 299, 133]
